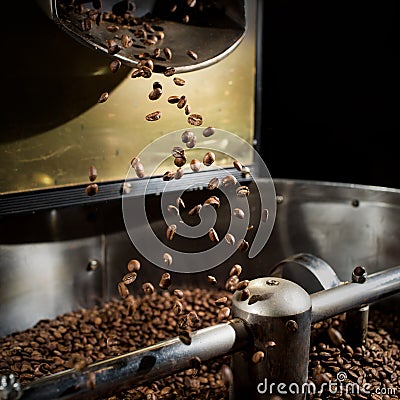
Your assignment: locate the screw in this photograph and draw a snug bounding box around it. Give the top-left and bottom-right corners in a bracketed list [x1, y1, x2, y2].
[286, 320, 298, 333]
[352, 266, 367, 284]
[87, 259, 99, 271]
[276, 195, 284, 204]
[266, 279, 279, 286]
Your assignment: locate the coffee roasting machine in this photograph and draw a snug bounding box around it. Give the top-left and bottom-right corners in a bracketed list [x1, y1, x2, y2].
[1, 1, 400, 400]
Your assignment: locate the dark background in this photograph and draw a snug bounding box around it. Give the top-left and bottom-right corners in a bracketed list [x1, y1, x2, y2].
[259, 1, 399, 189]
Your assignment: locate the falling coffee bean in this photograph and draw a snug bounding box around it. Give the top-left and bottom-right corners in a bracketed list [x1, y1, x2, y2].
[122, 272, 137, 285]
[236, 280, 249, 290]
[236, 186, 250, 197]
[85, 183, 98, 196]
[166, 224, 177, 240]
[173, 289, 184, 299]
[181, 130, 194, 143]
[188, 114, 203, 126]
[172, 146, 185, 158]
[173, 77, 186, 86]
[153, 81, 162, 90]
[145, 111, 162, 121]
[207, 275, 217, 285]
[167, 205, 180, 216]
[134, 162, 145, 179]
[88, 165, 97, 182]
[208, 177, 219, 190]
[177, 96, 187, 109]
[175, 167, 183, 179]
[174, 157, 186, 167]
[215, 296, 228, 306]
[148, 88, 162, 100]
[163, 47, 172, 60]
[185, 104, 191, 115]
[252, 351, 265, 364]
[164, 67, 176, 77]
[233, 160, 243, 171]
[98, 92, 109, 103]
[222, 175, 237, 187]
[159, 272, 172, 289]
[233, 208, 245, 219]
[237, 239, 249, 252]
[188, 204, 202, 216]
[328, 327, 345, 347]
[127, 259, 141, 272]
[163, 252, 173, 266]
[168, 96, 180, 104]
[121, 34, 133, 48]
[187, 50, 198, 60]
[203, 151, 215, 166]
[118, 281, 129, 299]
[142, 282, 155, 295]
[179, 330, 192, 345]
[218, 307, 231, 321]
[208, 228, 219, 243]
[162, 171, 175, 181]
[230, 264, 242, 277]
[202, 126, 215, 137]
[190, 159, 201, 172]
[172, 301, 183, 315]
[176, 197, 185, 208]
[225, 233, 235, 246]
[109, 59, 121, 73]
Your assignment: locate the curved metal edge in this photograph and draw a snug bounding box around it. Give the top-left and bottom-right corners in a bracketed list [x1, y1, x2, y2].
[270, 253, 342, 293]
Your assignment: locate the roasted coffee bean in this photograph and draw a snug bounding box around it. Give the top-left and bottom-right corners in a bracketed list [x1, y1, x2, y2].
[190, 159, 201, 172]
[162, 171, 175, 181]
[237, 239, 249, 252]
[163, 252, 173, 266]
[109, 59, 121, 73]
[240, 288, 250, 301]
[176, 197, 185, 208]
[208, 177, 219, 190]
[121, 34, 133, 48]
[203, 151, 215, 166]
[233, 160, 243, 171]
[203, 196, 220, 208]
[173, 289, 184, 299]
[187, 50, 198, 60]
[143, 38, 157, 46]
[237, 185, 250, 197]
[188, 310, 201, 326]
[174, 157, 186, 167]
[177, 96, 187, 109]
[236, 280, 249, 290]
[171, 146, 185, 158]
[131, 68, 143, 78]
[163, 47, 173, 60]
[106, 24, 119, 32]
[182, 14, 190, 23]
[230, 264, 242, 276]
[202, 126, 215, 137]
[168, 96, 180, 104]
[106, 39, 120, 55]
[134, 162, 145, 178]
[181, 130, 194, 143]
[225, 275, 239, 292]
[252, 350, 265, 364]
[140, 66, 153, 78]
[152, 81, 162, 91]
[215, 296, 228, 306]
[85, 183, 98, 196]
[166, 224, 177, 240]
[261, 208, 269, 223]
[88, 165, 97, 182]
[207, 275, 217, 285]
[218, 307, 231, 321]
[178, 330, 192, 346]
[208, 228, 219, 243]
[188, 113, 203, 126]
[97, 92, 109, 103]
[118, 281, 129, 299]
[222, 175, 237, 187]
[186, 138, 196, 148]
[148, 88, 162, 100]
[145, 111, 162, 121]
[159, 273, 172, 290]
[153, 48, 161, 58]
[127, 259, 141, 272]
[187, 204, 201, 216]
[184, 104, 191, 115]
[122, 272, 137, 285]
[233, 208, 245, 219]
[138, 59, 154, 71]
[189, 356, 201, 377]
[164, 67, 176, 77]
[173, 77, 185, 86]
[172, 301, 183, 316]
[225, 233, 235, 246]
[142, 282, 154, 295]
[328, 327, 345, 347]
[167, 205, 180, 216]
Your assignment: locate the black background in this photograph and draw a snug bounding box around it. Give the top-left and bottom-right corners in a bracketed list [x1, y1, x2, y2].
[259, 1, 399, 189]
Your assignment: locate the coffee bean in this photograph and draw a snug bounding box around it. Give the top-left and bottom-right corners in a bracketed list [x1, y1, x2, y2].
[225, 233, 235, 246]
[174, 157, 186, 167]
[178, 330, 192, 346]
[233, 208, 245, 219]
[172, 301, 183, 316]
[173, 289, 184, 299]
[236, 186, 250, 197]
[164, 67, 176, 77]
[138, 59, 154, 71]
[202, 126, 215, 137]
[215, 296, 228, 306]
[167, 205, 180, 216]
[166, 224, 177, 240]
[177, 96, 187, 109]
[230, 264, 242, 277]
[168, 95, 180, 104]
[188, 204, 202, 216]
[203, 196, 220, 208]
[237, 239, 249, 252]
[142, 282, 154, 295]
[153, 48, 161, 58]
[208, 177, 219, 190]
[203, 152, 215, 166]
[127, 259, 141, 272]
[122, 272, 137, 285]
[173, 77, 185, 86]
[328, 327, 345, 347]
[187, 50, 198, 60]
[181, 130, 194, 143]
[225, 275, 239, 292]
[207, 275, 217, 285]
[153, 81, 162, 91]
[185, 104, 191, 115]
[145, 111, 162, 121]
[172, 146, 185, 158]
[190, 159, 201, 172]
[134, 162, 145, 179]
[189, 356, 201, 377]
[109, 59, 121, 73]
[176, 197, 185, 208]
[163, 47, 172, 60]
[188, 114, 203, 126]
[98, 92, 109, 103]
[233, 160, 243, 171]
[240, 288, 250, 301]
[261, 208, 269, 223]
[163, 252, 173, 266]
[159, 273, 172, 290]
[162, 171, 175, 181]
[106, 24, 119, 32]
[222, 175, 237, 187]
[118, 282, 129, 299]
[106, 39, 121, 55]
[88, 165, 97, 182]
[121, 34, 133, 48]
[252, 350, 265, 364]
[208, 228, 219, 243]
[148, 88, 162, 101]
[186, 136, 197, 148]
[218, 307, 231, 321]
[236, 280, 249, 290]
[85, 183, 98, 196]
